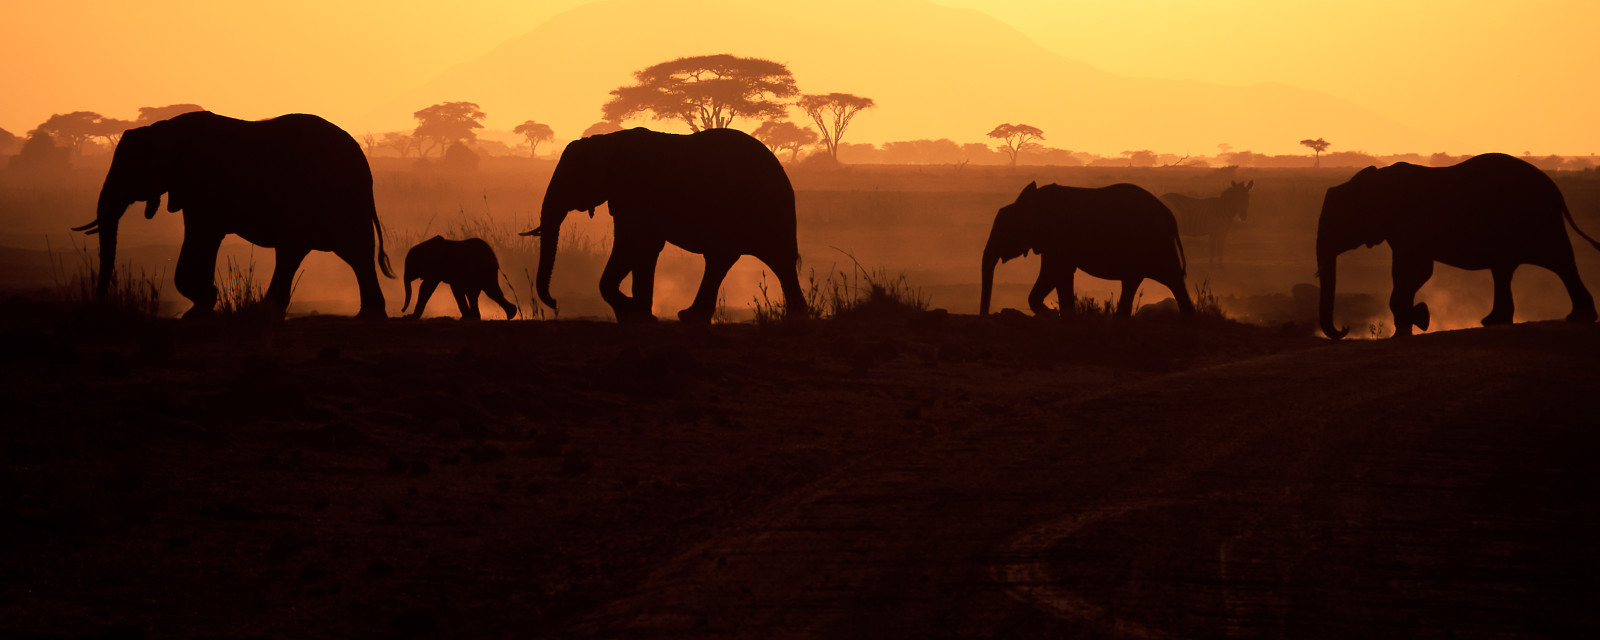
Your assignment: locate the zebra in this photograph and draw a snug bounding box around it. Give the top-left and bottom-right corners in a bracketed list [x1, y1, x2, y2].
[1161, 180, 1253, 266]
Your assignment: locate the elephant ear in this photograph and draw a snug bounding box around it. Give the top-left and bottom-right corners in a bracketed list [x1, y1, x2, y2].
[1017, 181, 1039, 203]
[146, 120, 185, 214]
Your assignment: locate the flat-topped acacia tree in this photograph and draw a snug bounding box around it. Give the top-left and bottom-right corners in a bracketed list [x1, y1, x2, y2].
[603, 54, 798, 132]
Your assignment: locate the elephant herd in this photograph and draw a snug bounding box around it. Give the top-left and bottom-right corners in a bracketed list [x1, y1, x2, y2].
[76, 111, 1600, 339]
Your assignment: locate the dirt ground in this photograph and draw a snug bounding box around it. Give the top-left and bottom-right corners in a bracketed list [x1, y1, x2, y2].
[1, 301, 1595, 639]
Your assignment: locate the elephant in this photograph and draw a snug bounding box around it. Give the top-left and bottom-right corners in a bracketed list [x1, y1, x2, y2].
[980, 181, 1195, 318]
[1161, 180, 1253, 266]
[72, 111, 393, 319]
[519, 127, 808, 323]
[1317, 152, 1600, 339]
[401, 236, 517, 320]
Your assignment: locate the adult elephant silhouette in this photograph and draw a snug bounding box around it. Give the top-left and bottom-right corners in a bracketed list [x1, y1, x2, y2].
[519, 127, 808, 323]
[73, 111, 393, 319]
[401, 236, 517, 320]
[1317, 153, 1600, 339]
[980, 181, 1194, 319]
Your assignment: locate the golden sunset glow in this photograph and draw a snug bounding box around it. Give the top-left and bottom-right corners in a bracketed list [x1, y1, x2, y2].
[5, 0, 1596, 155]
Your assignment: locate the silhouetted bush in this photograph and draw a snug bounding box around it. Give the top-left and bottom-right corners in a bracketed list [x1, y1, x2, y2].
[751, 255, 928, 326]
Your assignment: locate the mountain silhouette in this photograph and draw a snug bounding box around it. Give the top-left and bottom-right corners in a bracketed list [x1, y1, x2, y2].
[366, 0, 1460, 155]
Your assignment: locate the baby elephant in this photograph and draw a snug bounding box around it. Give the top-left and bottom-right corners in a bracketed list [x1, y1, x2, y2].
[402, 236, 518, 320]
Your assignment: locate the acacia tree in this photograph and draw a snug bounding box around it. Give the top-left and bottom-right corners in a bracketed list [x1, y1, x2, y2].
[1300, 137, 1331, 167]
[513, 120, 555, 157]
[752, 120, 818, 163]
[603, 54, 798, 132]
[986, 123, 1044, 167]
[381, 132, 415, 158]
[34, 112, 110, 154]
[799, 93, 874, 162]
[1121, 149, 1158, 167]
[413, 101, 486, 159]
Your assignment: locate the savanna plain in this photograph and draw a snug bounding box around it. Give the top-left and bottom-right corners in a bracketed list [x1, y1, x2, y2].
[2, 159, 1597, 638]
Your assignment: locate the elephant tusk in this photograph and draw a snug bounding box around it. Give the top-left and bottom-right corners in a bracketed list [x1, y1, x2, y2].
[518, 226, 543, 237]
[72, 220, 100, 233]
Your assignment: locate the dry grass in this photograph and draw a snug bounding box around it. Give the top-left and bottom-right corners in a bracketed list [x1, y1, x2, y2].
[1192, 279, 1227, 319]
[214, 256, 274, 317]
[50, 238, 164, 319]
[752, 250, 930, 326]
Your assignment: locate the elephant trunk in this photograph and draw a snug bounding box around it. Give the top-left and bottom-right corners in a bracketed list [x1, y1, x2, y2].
[1318, 250, 1347, 340]
[533, 209, 568, 310]
[78, 189, 137, 299]
[95, 219, 118, 299]
[979, 244, 1000, 315]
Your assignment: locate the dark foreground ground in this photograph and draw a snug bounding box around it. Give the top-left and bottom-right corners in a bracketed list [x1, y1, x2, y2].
[1, 304, 1596, 639]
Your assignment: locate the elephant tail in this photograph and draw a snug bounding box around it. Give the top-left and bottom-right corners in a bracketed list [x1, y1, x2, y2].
[372, 210, 396, 278]
[1564, 205, 1600, 252]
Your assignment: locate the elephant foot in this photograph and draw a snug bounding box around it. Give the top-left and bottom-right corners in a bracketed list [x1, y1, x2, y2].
[356, 308, 388, 322]
[678, 307, 714, 324]
[1567, 307, 1598, 323]
[1412, 302, 1430, 332]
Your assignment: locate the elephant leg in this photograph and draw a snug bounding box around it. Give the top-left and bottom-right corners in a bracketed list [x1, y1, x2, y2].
[266, 247, 309, 318]
[681, 252, 739, 324]
[598, 250, 633, 319]
[1027, 254, 1061, 316]
[1054, 265, 1077, 316]
[599, 248, 655, 322]
[335, 244, 387, 320]
[1389, 256, 1434, 336]
[773, 255, 810, 322]
[410, 280, 440, 319]
[1115, 278, 1141, 318]
[175, 229, 224, 319]
[1157, 273, 1196, 319]
[1531, 251, 1597, 323]
[452, 285, 480, 320]
[483, 278, 518, 320]
[629, 242, 665, 320]
[1483, 265, 1517, 326]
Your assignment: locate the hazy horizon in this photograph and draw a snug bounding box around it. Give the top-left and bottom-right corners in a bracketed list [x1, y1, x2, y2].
[4, 0, 1597, 156]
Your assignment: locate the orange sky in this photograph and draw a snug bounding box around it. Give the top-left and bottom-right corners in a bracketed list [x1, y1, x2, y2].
[4, 0, 1596, 155]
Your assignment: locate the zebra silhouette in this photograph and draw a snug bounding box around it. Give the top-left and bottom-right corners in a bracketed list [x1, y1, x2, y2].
[1160, 180, 1253, 266]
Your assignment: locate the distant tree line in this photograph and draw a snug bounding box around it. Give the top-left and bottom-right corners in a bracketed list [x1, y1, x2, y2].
[8, 64, 1597, 174]
[1, 103, 203, 174]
